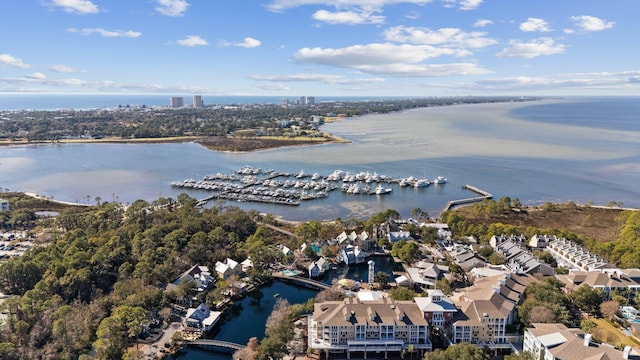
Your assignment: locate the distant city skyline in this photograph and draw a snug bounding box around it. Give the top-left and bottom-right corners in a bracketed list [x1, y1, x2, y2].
[0, 1, 638, 96]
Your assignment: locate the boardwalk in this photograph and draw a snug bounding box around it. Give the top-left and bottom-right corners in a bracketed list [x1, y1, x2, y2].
[187, 339, 246, 352]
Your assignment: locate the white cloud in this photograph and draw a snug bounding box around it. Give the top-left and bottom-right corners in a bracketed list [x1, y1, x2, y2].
[570, 15, 615, 32]
[473, 19, 492, 28]
[472, 71, 640, 92]
[383, 26, 497, 50]
[49, 0, 99, 14]
[519, 17, 552, 32]
[497, 37, 566, 59]
[176, 35, 208, 47]
[25, 72, 47, 80]
[359, 62, 489, 76]
[155, 0, 190, 16]
[293, 43, 489, 77]
[219, 37, 262, 48]
[295, 43, 454, 67]
[67, 28, 142, 38]
[459, 0, 482, 10]
[405, 11, 420, 20]
[312, 9, 385, 24]
[257, 84, 291, 91]
[266, 0, 432, 12]
[0, 54, 30, 69]
[50, 64, 77, 73]
[250, 73, 386, 85]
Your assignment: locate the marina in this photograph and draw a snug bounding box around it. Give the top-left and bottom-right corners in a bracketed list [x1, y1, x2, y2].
[172, 167, 449, 207]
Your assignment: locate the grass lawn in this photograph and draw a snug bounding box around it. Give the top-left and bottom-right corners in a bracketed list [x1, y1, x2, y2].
[590, 317, 640, 348]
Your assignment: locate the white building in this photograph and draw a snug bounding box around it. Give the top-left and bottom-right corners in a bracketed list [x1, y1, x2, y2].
[0, 199, 8, 211]
[308, 297, 431, 358]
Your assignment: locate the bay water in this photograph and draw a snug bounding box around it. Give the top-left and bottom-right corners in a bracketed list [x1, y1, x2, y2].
[1, 97, 638, 220]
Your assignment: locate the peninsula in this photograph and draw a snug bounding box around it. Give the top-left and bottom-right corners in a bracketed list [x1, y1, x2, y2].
[0, 96, 538, 152]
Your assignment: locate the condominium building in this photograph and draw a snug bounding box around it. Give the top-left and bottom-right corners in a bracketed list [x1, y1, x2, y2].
[451, 273, 535, 348]
[523, 323, 638, 360]
[193, 95, 203, 108]
[308, 297, 431, 358]
[170, 96, 184, 108]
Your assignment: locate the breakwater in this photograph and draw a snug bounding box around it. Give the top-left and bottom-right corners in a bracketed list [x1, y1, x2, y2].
[441, 184, 493, 213]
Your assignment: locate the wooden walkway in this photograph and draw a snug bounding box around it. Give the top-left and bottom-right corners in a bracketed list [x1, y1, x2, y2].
[272, 273, 332, 290]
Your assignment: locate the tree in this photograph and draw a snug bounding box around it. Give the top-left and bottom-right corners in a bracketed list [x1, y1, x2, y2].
[569, 285, 604, 315]
[527, 305, 556, 324]
[423, 343, 489, 360]
[505, 352, 534, 360]
[374, 271, 389, 288]
[599, 300, 620, 320]
[389, 287, 417, 301]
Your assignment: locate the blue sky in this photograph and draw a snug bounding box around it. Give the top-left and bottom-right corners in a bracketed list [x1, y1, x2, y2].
[0, 0, 637, 96]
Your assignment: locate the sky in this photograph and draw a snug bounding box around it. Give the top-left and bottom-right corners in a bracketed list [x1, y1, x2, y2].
[0, 0, 638, 96]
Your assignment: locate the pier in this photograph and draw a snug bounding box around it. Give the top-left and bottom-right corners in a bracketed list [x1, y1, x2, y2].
[441, 184, 493, 213]
[186, 339, 246, 353]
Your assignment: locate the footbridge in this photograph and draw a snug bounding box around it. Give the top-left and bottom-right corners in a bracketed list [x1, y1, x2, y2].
[186, 339, 246, 353]
[272, 273, 332, 290]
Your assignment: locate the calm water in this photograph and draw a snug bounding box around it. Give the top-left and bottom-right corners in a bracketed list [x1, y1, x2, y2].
[173, 281, 318, 360]
[1, 97, 640, 220]
[172, 258, 398, 359]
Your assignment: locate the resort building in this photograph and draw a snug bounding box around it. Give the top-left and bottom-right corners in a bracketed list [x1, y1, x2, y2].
[450, 273, 535, 349]
[523, 323, 639, 360]
[414, 290, 457, 332]
[166, 264, 215, 294]
[556, 268, 640, 300]
[308, 297, 431, 358]
[494, 240, 554, 276]
[214, 258, 241, 279]
[340, 245, 366, 265]
[546, 237, 612, 271]
[184, 303, 222, 332]
[405, 261, 448, 289]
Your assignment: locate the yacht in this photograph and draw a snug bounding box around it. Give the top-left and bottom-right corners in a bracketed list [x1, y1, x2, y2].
[413, 179, 431, 188]
[374, 184, 392, 195]
[433, 176, 448, 184]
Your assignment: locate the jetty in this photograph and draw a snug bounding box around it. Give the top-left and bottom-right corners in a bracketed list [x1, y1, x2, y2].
[185, 339, 246, 353]
[441, 184, 493, 213]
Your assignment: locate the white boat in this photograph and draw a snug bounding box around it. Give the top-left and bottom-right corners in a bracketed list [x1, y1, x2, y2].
[414, 179, 431, 187]
[433, 176, 448, 184]
[374, 185, 392, 195]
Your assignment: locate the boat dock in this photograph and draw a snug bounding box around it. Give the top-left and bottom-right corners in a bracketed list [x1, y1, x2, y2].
[176, 166, 449, 208]
[441, 184, 493, 213]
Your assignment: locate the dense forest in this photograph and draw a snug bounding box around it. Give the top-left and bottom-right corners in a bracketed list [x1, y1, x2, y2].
[0, 195, 294, 359]
[0, 97, 535, 141]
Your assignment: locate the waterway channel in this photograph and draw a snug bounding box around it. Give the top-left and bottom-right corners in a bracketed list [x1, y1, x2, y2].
[172, 256, 399, 359]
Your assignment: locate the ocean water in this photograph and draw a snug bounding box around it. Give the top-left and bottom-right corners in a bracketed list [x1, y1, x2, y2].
[1, 97, 639, 220]
[0, 93, 388, 111]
